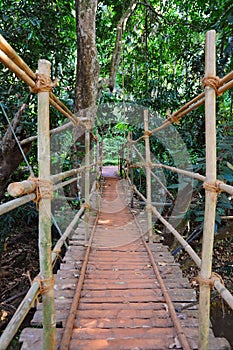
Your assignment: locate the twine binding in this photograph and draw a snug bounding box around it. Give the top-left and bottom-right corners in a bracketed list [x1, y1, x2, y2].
[202, 76, 223, 96]
[30, 73, 58, 93]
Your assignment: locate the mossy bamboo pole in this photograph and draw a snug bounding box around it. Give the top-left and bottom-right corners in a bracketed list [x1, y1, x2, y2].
[144, 110, 153, 242]
[199, 30, 217, 350]
[37, 59, 56, 350]
[84, 121, 91, 241]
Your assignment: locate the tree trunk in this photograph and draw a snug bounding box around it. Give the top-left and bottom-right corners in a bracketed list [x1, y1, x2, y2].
[75, 0, 99, 113]
[0, 104, 32, 198]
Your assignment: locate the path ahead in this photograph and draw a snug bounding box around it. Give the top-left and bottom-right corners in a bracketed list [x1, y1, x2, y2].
[20, 171, 230, 349]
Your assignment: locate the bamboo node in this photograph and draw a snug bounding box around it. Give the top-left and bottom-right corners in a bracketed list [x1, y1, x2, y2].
[203, 180, 223, 193]
[34, 275, 55, 295]
[202, 76, 223, 95]
[28, 177, 53, 209]
[194, 272, 224, 288]
[146, 205, 152, 213]
[30, 73, 58, 93]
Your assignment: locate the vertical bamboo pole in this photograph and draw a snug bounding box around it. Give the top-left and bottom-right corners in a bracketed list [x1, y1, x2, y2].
[95, 129, 100, 211]
[129, 132, 134, 208]
[84, 120, 91, 241]
[38, 59, 56, 350]
[144, 110, 153, 242]
[199, 30, 217, 350]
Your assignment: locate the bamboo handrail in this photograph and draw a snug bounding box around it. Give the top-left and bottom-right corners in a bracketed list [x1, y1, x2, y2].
[131, 144, 174, 200]
[132, 183, 233, 309]
[0, 193, 36, 216]
[20, 121, 73, 146]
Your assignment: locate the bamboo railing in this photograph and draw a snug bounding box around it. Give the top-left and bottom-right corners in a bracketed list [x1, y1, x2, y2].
[0, 35, 100, 350]
[1, 28, 233, 350]
[120, 30, 233, 350]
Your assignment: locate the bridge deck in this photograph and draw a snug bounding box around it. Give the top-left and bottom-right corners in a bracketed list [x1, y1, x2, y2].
[20, 172, 230, 349]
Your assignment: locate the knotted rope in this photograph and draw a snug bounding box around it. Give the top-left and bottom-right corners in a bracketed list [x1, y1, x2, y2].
[30, 73, 58, 93]
[28, 176, 53, 209]
[203, 180, 223, 193]
[194, 272, 224, 288]
[34, 275, 55, 295]
[202, 76, 223, 95]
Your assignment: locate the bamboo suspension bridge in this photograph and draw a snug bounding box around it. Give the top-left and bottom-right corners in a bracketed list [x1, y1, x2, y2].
[0, 30, 233, 349]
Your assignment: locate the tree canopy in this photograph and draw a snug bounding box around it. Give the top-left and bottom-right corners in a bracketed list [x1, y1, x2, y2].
[0, 0, 233, 233]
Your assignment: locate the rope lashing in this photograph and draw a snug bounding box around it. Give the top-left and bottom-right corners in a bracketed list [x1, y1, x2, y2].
[194, 272, 224, 288]
[82, 203, 91, 210]
[168, 113, 181, 124]
[146, 205, 152, 213]
[28, 176, 53, 209]
[144, 130, 152, 137]
[203, 180, 223, 193]
[202, 76, 224, 95]
[30, 73, 58, 93]
[34, 275, 55, 295]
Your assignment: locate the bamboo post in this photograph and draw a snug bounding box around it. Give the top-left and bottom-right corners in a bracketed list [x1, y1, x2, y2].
[129, 132, 134, 207]
[37, 59, 56, 350]
[84, 120, 91, 241]
[95, 130, 100, 210]
[144, 110, 153, 242]
[199, 30, 217, 350]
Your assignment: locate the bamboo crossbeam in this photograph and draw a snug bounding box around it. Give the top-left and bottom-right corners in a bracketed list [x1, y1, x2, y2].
[53, 177, 79, 191]
[51, 163, 96, 184]
[131, 145, 174, 200]
[132, 160, 233, 196]
[0, 193, 36, 216]
[20, 121, 73, 146]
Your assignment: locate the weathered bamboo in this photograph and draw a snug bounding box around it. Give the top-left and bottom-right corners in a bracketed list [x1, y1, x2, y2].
[144, 110, 153, 242]
[52, 206, 85, 260]
[131, 145, 174, 200]
[7, 180, 36, 197]
[51, 163, 96, 184]
[37, 59, 56, 350]
[133, 185, 201, 267]
[84, 121, 91, 241]
[128, 132, 134, 207]
[0, 49, 35, 87]
[199, 30, 217, 350]
[20, 121, 73, 146]
[0, 282, 40, 350]
[0, 193, 36, 216]
[95, 130, 100, 210]
[0, 34, 35, 79]
[53, 177, 78, 191]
